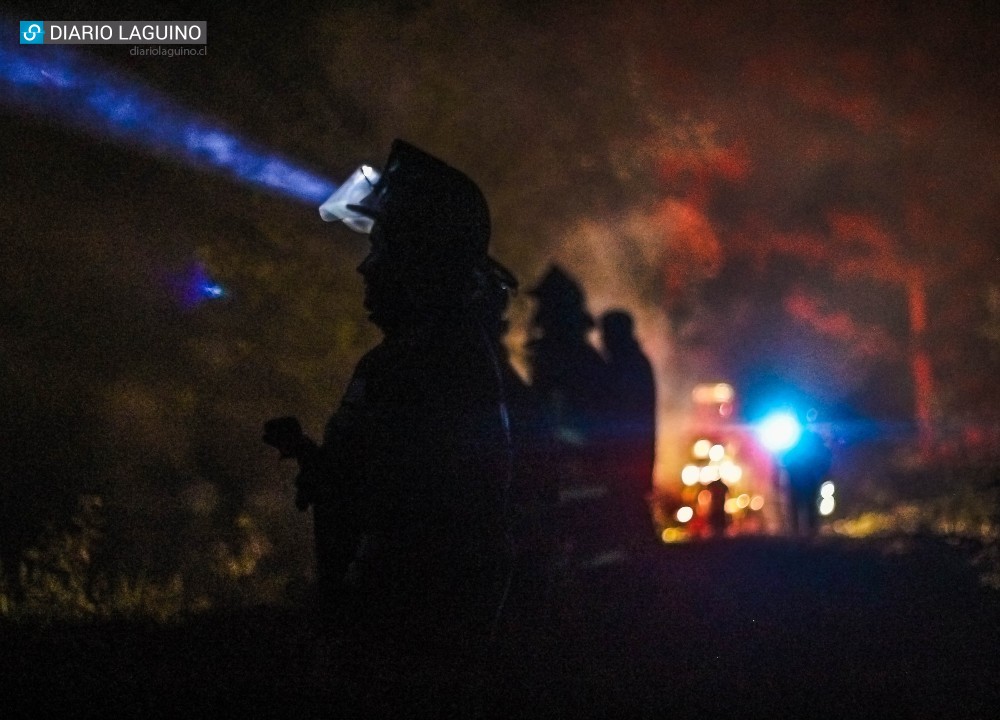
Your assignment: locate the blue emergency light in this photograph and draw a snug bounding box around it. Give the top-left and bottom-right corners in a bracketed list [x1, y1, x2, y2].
[757, 410, 802, 454]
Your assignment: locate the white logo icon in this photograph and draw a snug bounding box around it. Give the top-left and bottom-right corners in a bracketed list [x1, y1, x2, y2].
[22, 23, 42, 42]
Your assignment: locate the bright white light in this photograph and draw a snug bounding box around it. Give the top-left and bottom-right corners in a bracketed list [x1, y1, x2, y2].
[736, 493, 750, 509]
[681, 464, 701, 486]
[692, 439, 712, 459]
[720, 461, 743, 483]
[749, 495, 765, 511]
[708, 444, 726, 462]
[820, 481, 835, 498]
[692, 382, 734, 404]
[699, 465, 720, 484]
[676, 506, 694, 523]
[757, 411, 802, 453]
[319, 164, 382, 232]
[819, 496, 835, 516]
[713, 383, 734, 402]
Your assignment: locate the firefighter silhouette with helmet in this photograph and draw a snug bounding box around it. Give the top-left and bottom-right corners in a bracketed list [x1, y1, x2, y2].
[264, 139, 517, 714]
[526, 265, 612, 561]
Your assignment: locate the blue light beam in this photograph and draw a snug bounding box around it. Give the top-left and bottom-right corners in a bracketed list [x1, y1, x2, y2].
[0, 44, 337, 204]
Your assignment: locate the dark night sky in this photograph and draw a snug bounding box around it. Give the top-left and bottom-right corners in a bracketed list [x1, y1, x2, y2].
[2, 0, 999, 582]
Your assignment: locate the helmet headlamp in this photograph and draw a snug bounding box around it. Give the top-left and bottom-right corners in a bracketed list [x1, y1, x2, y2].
[318, 164, 381, 234]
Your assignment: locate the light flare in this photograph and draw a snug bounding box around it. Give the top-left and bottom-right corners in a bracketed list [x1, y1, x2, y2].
[0, 45, 337, 204]
[757, 410, 802, 453]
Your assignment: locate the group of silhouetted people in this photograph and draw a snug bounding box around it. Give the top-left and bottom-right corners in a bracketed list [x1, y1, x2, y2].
[263, 140, 656, 715]
[525, 266, 657, 561]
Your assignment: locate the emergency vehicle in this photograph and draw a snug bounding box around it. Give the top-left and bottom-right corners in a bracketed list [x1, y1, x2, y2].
[653, 383, 784, 541]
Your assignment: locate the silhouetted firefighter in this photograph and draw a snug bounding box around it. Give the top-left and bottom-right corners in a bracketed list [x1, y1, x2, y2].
[599, 310, 657, 550]
[526, 265, 611, 561]
[783, 426, 832, 537]
[706, 477, 730, 538]
[264, 139, 517, 715]
[484, 269, 561, 621]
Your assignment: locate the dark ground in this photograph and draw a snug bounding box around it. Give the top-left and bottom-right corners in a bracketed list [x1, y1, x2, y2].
[3, 535, 999, 719]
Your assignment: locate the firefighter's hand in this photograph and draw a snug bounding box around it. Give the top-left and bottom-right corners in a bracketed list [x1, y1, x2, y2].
[263, 416, 305, 459]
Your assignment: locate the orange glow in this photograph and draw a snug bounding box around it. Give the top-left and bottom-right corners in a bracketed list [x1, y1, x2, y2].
[697, 489, 712, 508]
[783, 290, 896, 359]
[661, 527, 686, 544]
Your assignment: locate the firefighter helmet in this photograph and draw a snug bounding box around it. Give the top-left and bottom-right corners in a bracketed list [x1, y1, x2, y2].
[323, 140, 491, 263]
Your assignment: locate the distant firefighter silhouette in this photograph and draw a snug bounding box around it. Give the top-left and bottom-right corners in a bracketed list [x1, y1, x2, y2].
[706, 477, 730, 538]
[527, 266, 609, 458]
[483, 272, 560, 618]
[526, 265, 611, 557]
[783, 427, 832, 537]
[264, 139, 516, 714]
[600, 310, 657, 548]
